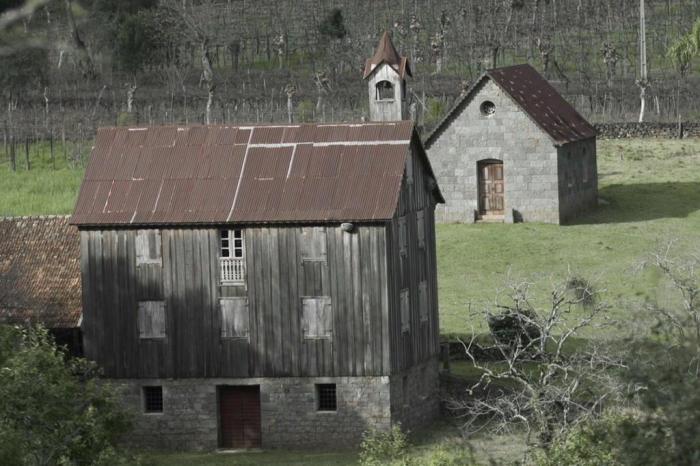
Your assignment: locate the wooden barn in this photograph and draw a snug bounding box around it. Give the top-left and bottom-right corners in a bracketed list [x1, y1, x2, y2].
[71, 120, 444, 450]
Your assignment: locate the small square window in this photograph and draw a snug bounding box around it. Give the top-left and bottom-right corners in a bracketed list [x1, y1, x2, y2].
[316, 384, 337, 411]
[143, 386, 163, 413]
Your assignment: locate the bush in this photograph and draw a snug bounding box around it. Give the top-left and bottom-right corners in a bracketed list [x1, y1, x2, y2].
[0, 325, 133, 465]
[487, 308, 541, 350]
[359, 425, 410, 466]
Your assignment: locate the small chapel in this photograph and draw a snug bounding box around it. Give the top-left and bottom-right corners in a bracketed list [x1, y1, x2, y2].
[364, 32, 598, 225]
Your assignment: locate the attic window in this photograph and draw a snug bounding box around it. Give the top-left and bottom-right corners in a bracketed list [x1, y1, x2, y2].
[376, 80, 394, 100]
[480, 101, 496, 116]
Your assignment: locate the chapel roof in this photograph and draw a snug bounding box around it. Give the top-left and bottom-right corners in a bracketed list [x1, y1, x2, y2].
[363, 31, 412, 80]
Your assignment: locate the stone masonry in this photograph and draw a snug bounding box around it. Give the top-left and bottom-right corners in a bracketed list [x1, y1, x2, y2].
[389, 358, 441, 433]
[427, 78, 596, 224]
[111, 372, 437, 451]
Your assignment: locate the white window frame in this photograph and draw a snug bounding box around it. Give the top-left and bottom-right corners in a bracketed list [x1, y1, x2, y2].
[220, 229, 245, 259]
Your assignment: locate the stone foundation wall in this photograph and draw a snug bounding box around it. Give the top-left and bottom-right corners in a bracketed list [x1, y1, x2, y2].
[593, 122, 700, 139]
[389, 358, 441, 433]
[111, 376, 392, 451]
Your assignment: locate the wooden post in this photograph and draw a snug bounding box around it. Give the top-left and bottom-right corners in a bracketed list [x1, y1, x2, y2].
[50, 131, 55, 170]
[25, 137, 30, 170]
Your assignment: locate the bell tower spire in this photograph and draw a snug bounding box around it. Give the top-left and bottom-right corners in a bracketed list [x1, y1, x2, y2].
[363, 31, 412, 121]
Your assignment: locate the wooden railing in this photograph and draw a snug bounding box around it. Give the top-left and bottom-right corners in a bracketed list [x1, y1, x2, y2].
[220, 257, 245, 284]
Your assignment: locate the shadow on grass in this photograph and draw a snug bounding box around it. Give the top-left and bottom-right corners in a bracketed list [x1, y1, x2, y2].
[569, 182, 700, 225]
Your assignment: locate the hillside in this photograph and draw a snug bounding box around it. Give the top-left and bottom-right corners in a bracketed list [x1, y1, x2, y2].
[2, 0, 700, 146]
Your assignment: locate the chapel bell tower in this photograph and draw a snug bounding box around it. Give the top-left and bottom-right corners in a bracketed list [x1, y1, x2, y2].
[363, 31, 412, 121]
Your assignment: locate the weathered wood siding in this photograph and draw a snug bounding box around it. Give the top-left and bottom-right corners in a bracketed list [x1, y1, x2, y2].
[386, 139, 441, 372]
[80, 225, 391, 378]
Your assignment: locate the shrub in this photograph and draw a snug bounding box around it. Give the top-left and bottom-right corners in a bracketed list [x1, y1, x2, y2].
[487, 308, 541, 350]
[359, 425, 410, 466]
[0, 325, 133, 465]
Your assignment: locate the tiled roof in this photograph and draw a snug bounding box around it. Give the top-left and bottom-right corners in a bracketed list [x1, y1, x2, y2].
[0, 216, 81, 328]
[363, 31, 411, 79]
[425, 64, 596, 148]
[71, 121, 442, 226]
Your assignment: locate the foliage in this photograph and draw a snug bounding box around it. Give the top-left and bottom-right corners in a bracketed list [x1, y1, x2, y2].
[359, 425, 410, 466]
[297, 99, 315, 122]
[0, 325, 132, 465]
[318, 8, 347, 40]
[117, 111, 138, 126]
[668, 18, 700, 75]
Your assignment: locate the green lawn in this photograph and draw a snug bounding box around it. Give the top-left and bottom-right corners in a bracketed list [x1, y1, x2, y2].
[438, 138, 700, 335]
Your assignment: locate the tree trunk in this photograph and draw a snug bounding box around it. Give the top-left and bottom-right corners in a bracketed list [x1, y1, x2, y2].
[64, 0, 96, 79]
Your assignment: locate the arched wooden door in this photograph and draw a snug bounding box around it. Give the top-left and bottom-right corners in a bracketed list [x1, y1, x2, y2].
[477, 160, 504, 218]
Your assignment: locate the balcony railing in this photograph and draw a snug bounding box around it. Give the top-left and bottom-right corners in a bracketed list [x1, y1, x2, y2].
[220, 257, 245, 285]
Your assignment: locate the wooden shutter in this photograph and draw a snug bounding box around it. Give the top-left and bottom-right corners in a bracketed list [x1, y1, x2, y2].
[405, 152, 414, 185]
[136, 230, 162, 266]
[416, 210, 425, 248]
[300, 227, 327, 261]
[302, 297, 332, 339]
[138, 301, 166, 338]
[398, 216, 407, 255]
[220, 298, 249, 339]
[419, 281, 428, 322]
[400, 289, 410, 333]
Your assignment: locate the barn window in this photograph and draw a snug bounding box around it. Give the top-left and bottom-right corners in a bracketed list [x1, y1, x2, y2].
[302, 297, 332, 339]
[300, 227, 327, 261]
[419, 280, 429, 322]
[376, 80, 394, 100]
[138, 301, 166, 339]
[316, 384, 337, 411]
[136, 230, 162, 266]
[220, 229, 245, 284]
[400, 289, 410, 333]
[416, 210, 425, 248]
[143, 386, 163, 413]
[480, 100, 496, 116]
[398, 216, 408, 256]
[220, 298, 249, 339]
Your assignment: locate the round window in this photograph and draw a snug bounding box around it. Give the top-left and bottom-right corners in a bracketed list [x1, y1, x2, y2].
[480, 101, 496, 116]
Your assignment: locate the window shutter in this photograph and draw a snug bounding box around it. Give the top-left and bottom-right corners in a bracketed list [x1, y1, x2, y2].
[400, 289, 410, 333]
[300, 227, 327, 261]
[398, 217, 407, 255]
[220, 298, 249, 338]
[406, 152, 414, 185]
[419, 281, 428, 322]
[302, 297, 332, 339]
[416, 210, 425, 248]
[138, 301, 166, 339]
[136, 230, 162, 266]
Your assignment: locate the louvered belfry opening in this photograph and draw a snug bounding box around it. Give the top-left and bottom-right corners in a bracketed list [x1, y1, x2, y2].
[218, 385, 262, 449]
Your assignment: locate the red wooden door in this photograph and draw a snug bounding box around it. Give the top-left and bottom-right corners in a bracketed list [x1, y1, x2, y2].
[219, 386, 261, 449]
[478, 161, 504, 216]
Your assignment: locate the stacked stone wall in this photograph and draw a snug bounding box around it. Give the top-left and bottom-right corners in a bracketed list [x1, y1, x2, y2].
[389, 358, 441, 433]
[593, 122, 700, 139]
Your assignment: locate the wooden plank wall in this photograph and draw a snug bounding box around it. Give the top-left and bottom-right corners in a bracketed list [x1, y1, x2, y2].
[80, 224, 391, 379]
[386, 140, 441, 372]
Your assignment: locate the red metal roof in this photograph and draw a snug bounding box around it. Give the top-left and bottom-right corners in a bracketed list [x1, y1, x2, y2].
[425, 64, 596, 148]
[363, 31, 411, 80]
[0, 216, 81, 328]
[71, 121, 440, 226]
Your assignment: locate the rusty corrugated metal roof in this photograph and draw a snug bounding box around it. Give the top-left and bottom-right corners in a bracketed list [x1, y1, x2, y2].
[0, 216, 81, 328]
[363, 31, 411, 80]
[425, 64, 596, 148]
[71, 121, 441, 226]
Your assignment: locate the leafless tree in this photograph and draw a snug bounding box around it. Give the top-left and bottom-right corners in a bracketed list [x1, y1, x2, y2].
[446, 273, 624, 450]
